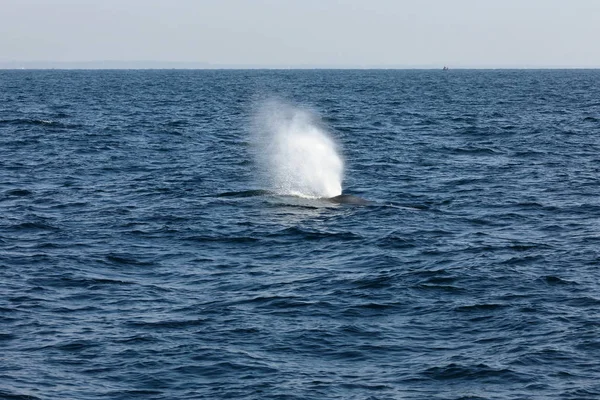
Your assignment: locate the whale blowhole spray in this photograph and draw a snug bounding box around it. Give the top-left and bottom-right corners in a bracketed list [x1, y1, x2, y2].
[252, 100, 344, 199]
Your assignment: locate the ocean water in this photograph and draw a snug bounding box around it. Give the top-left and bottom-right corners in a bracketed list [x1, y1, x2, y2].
[1, 69, 600, 400]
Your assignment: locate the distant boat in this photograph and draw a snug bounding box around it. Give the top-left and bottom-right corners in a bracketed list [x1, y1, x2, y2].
[443, 66, 449, 71]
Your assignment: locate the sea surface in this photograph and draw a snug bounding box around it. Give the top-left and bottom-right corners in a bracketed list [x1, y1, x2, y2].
[1, 69, 600, 400]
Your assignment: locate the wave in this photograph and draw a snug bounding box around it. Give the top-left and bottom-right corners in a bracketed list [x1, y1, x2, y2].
[0, 118, 81, 129]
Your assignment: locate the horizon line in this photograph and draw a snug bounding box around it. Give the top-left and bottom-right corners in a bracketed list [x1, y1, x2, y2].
[1, 60, 600, 70]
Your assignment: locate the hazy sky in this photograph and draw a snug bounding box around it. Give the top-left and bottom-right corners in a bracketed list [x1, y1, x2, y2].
[1, 0, 599, 67]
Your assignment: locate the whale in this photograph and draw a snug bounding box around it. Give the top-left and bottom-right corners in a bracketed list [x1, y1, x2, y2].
[328, 194, 370, 205]
[215, 190, 370, 205]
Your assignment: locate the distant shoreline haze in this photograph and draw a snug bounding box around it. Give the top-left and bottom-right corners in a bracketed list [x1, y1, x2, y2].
[1, 61, 599, 70]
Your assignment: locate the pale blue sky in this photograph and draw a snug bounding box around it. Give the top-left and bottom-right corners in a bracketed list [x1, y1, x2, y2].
[1, 0, 599, 68]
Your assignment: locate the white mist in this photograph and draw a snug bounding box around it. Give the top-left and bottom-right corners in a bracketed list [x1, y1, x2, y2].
[253, 100, 343, 198]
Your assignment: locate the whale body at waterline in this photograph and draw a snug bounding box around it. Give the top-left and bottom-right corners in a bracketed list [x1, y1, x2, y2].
[215, 190, 371, 205]
[327, 194, 370, 205]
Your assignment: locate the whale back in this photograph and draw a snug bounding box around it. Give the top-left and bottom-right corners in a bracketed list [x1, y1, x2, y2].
[328, 194, 370, 205]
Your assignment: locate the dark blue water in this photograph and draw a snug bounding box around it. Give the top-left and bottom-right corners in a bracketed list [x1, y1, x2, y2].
[1, 69, 600, 400]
